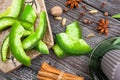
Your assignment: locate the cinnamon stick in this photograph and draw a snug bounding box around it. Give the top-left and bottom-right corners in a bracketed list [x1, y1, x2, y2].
[40, 62, 61, 74]
[41, 62, 83, 78]
[37, 62, 84, 80]
[37, 76, 54, 80]
[38, 71, 58, 79]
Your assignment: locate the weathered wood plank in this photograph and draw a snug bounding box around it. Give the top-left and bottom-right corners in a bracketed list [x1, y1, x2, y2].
[45, 0, 120, 45]
[0, 71, 21, 80]
[83, 0, 120, 16]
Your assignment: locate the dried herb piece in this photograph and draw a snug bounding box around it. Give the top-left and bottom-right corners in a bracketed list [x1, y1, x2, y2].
[66, 0, 83, 9]
[96, 18, 109, 35]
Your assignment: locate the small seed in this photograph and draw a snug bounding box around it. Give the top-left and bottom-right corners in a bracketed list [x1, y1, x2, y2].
[82, 4, 86, 9]
[78, 12, 85, 19]
[81, 4, 89, 11]
[89, 10, 98, 14]
[63, 7, 69, 12]
[62, 18, 67, 26]
[83, 19, 93, 24]
[55, 17, 62, 20]
[88, 20, 93, 24]
[86, 33, 95, 38]
[80, 12, 85, 16]
[104, 12, 108, 16]
[83, 19, 89, 24]
[101, 1, 106, 9]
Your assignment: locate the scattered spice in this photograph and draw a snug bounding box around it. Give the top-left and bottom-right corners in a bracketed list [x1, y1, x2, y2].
[88, 10, 98, 14]
[62, 18, 67, 26]
[37, 62, 84, 80]
[66, 0, 83, 9]
[101, 1, 106, 9]
[78, 12, 85, 19]
[86, 33, 95, 38]
[104, 12, 108, 16]
[88, 20, 93, 24]
[97, 18, 109, 35]
[55, 17, 63, 20]
[81, 4, 89, 11]
[63, 7, 69, 12]
[51, 6, 63, 17]
[83, 19, 89, 24]
[82, 19, 93, 24]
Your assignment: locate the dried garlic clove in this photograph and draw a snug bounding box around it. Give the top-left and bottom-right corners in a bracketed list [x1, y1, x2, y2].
[89, 10, 98, 14]
[62, 18, 67, 26]
[86, 33, 95, 38]
[55, 17, 62, 20]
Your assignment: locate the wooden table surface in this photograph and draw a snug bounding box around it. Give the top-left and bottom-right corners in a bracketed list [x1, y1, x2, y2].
[0, 0, 120, 80]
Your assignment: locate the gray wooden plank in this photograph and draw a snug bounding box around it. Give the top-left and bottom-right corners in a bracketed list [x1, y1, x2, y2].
[11, 67, 37, 80]
[45, 0, 120, 46]
[0, 71, 21, 80]
[83, 0, 120, 16]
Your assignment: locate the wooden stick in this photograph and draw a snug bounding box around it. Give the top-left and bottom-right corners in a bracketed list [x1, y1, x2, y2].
[40, 62, 61, 74]
[38, 62, 84, 80]
[37, 76, 54, 80]
[38, 71, 84, 80]
[40, 62, 84, 80]
[38, 71, 58, 79]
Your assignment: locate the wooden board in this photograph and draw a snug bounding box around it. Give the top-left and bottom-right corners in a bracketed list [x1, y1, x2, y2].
[0, 0, 54, 73]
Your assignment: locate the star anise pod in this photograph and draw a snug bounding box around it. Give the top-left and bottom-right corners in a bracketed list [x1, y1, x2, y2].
[66, 0, 83, 9]
[97, 18, 110, 35]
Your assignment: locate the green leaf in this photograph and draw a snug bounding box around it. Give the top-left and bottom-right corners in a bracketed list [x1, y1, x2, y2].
[112, 13, 120, 18]
[90, 37, 120, 58]
[113, 37, 120, 45]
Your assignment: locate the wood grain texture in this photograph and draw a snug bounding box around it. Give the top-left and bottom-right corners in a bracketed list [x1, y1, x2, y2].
[83, 0, 120, 16]
[0, 0, 120, 80]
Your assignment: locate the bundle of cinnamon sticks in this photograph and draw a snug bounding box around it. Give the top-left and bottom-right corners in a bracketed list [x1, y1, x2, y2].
[37, 62, 84, 80]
